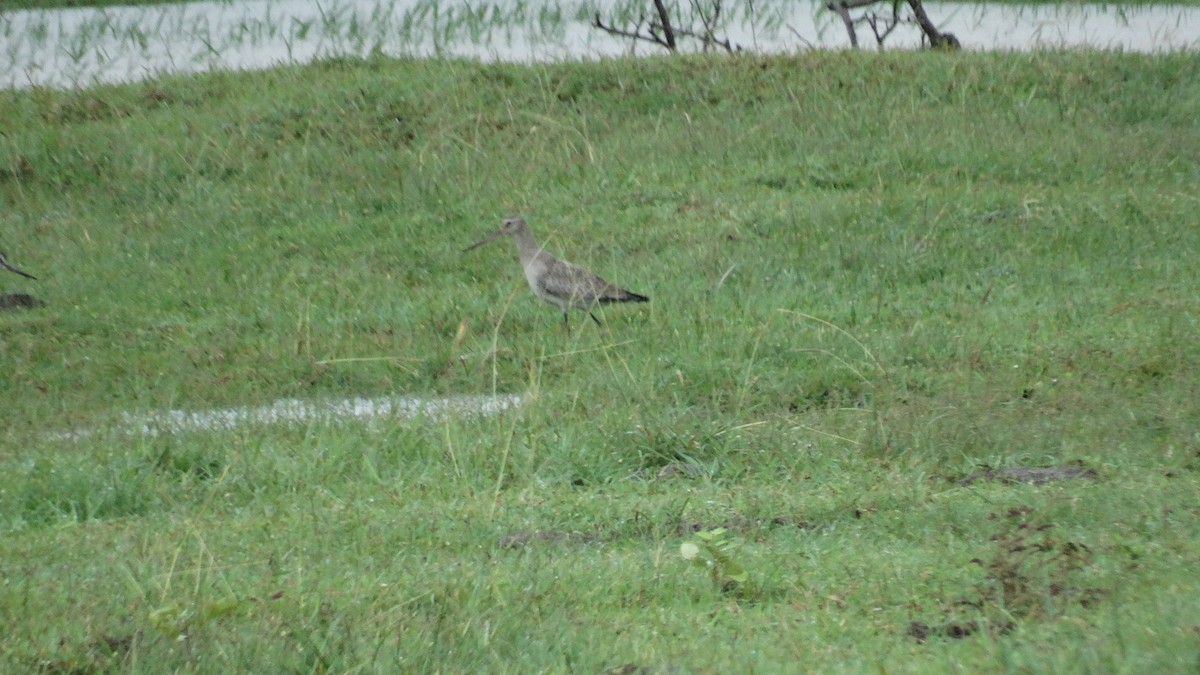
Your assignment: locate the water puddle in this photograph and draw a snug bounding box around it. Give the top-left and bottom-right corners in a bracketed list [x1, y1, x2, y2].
[1, 0, 1196, 89]
[51, 392, 522, 440]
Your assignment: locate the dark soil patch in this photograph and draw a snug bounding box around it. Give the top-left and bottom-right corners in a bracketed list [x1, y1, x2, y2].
[675, 514, 814, 535]
[959, 464, 1098, 486]
[907, 508, 1103, 642]
[908, 620, 991, 642]
[0, 293, 44, 310]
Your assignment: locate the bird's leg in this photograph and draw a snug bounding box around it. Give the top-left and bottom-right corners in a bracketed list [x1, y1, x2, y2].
[562, 311, 571, 335]
[588, 311, 602, 326]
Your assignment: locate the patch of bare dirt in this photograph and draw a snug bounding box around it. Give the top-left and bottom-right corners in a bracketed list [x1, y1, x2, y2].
[907, 507, 1103, 642]
[0, 293, 44, 310]
[959, 464, 1098, 486]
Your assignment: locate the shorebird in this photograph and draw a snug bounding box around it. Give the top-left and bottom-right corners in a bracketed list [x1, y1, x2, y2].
[0, 252, 36, 280]
[464, 216, 648, 328]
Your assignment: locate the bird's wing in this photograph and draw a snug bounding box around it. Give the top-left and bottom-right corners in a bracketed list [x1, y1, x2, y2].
[537, 258, 613, 306]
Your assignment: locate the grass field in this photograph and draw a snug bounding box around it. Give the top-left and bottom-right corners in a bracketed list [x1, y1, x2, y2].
[2, 50, 1198, 672]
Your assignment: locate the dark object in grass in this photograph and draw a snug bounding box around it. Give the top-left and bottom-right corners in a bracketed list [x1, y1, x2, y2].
[606, 664, 657, 675]
[0, 293, 44, 310]
[910, 508, 1101, 643]
[908, 620, 983, 642]
[959, 465, 1098, 486]
[907, 621, 931, 641]
[1, 251, 37, 280]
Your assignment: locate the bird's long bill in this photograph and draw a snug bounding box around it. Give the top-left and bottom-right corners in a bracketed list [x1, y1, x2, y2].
[463, 229, 504, 253]
[0, 257, 36, 280]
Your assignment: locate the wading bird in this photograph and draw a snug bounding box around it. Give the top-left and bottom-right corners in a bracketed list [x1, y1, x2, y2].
[464, 215, 648, 329]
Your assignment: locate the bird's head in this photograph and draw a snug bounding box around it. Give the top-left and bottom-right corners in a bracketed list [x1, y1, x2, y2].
[464, 215, 528, 253]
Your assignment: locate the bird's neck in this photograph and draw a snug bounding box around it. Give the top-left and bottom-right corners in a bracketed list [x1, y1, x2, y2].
[512, 228, 544, 263]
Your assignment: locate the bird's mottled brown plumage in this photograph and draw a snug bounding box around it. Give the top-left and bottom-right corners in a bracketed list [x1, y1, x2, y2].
[465, 216, 647, 327]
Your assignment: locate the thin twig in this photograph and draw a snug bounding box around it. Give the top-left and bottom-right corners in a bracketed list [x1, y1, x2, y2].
[593, 0, 737, 53]
[863, 11, 901, 46]
[593, 12, 673, 50]
[676, 26, 736, 52]
[690, 0, 724, 51]
[787, 24, 817, 49]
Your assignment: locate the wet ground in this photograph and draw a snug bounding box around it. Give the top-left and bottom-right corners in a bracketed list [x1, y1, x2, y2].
[2, 0, 1197, 90]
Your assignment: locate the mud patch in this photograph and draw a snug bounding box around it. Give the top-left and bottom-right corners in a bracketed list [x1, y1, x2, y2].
[0, 293, 44, 310]
[908, 508, 1103, 642]
[676, 514, 814, 535]
[908, 620, 989, 642]
[959, 464, 1098, 486]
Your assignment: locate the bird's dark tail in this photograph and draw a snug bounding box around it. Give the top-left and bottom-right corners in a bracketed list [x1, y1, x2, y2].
[597, 288, 648, 305]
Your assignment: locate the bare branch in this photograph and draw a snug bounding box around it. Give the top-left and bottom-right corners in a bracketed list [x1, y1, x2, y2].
[786, 23, 817, 50]
[676, 26, 737, 53]
[653, 0, 678, 51]
[690, 0, 723, 51]
[827, 2, 859, 49]
[593, 12, 673, 50]
[828, 0, 961, 50]
[864, 11, 902, 46]
[837, 0, 890, 10]
[905, 0, 960, 49]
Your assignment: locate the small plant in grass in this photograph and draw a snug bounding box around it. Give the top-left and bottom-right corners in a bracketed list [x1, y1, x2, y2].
[148, 598, 244, 640]
[680, 528, 752, 595]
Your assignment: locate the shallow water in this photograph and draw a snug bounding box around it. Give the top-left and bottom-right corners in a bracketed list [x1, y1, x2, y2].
[1, 0, 1197, 89]
[51, 393, 522, 439]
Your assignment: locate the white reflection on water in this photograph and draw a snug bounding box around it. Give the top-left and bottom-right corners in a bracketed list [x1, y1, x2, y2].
[51, 393, 522, 439]
[1, 0, 1197, 90]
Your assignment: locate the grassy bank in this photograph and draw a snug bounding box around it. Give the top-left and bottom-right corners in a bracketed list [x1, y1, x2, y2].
[2, 51, 1198, 672]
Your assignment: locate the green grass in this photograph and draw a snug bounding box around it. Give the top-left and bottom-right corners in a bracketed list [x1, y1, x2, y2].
[2, 51, 1199, 672]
